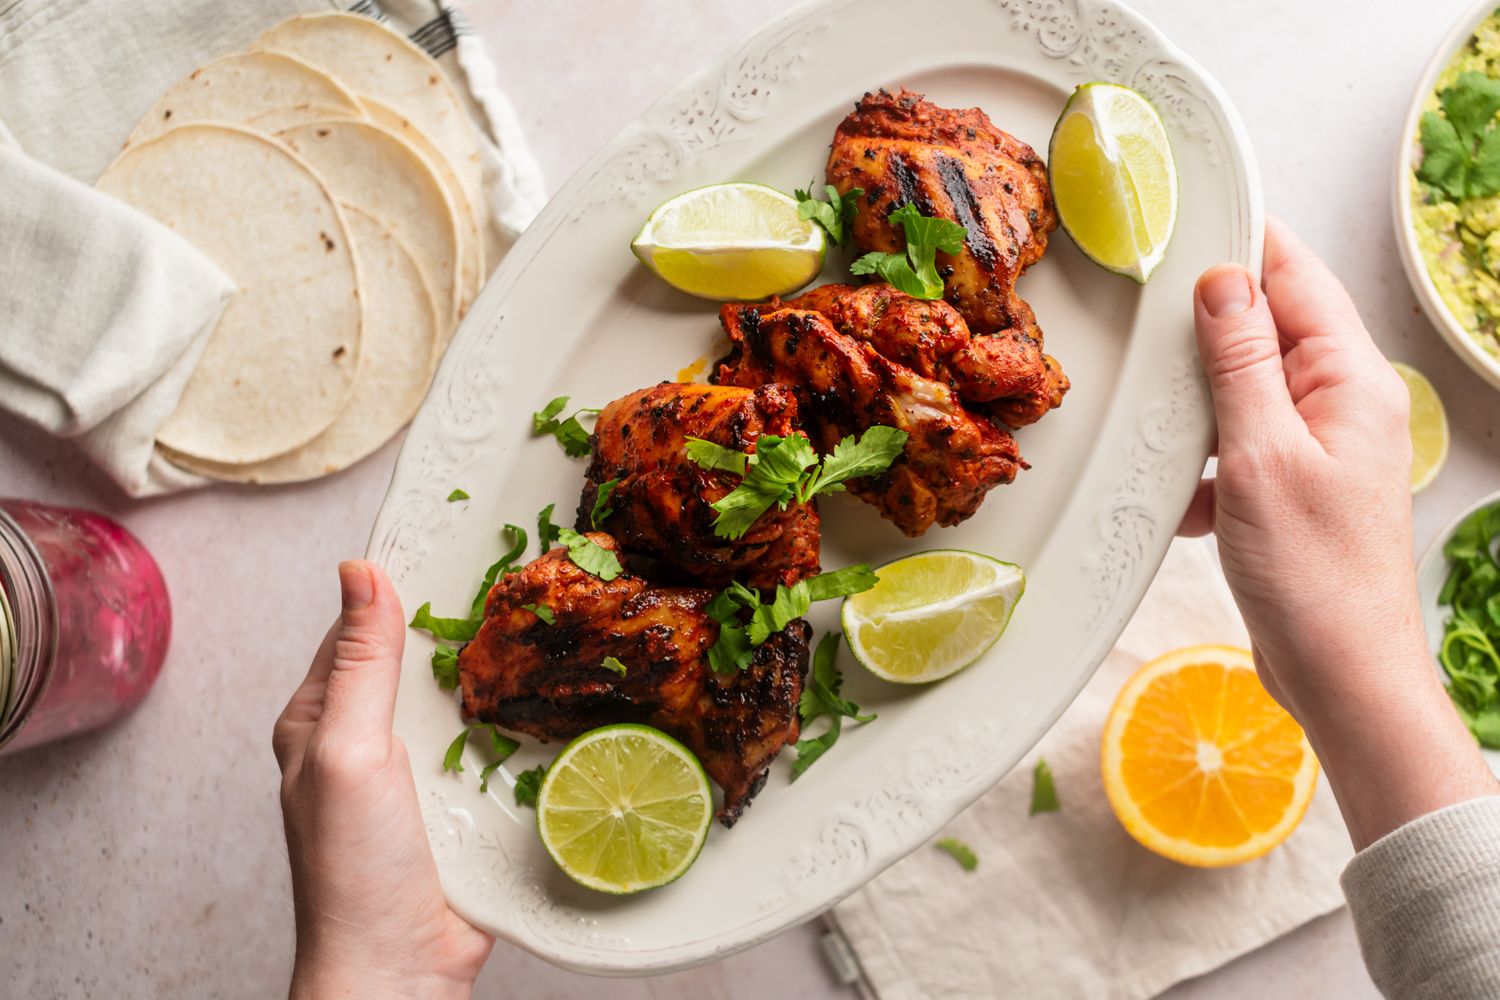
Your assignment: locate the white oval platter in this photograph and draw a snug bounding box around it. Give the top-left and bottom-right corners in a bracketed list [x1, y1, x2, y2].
[368, 0, 1261, 975]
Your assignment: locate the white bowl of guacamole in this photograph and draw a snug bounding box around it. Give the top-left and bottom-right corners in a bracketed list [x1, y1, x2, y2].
[1397, 0, 1500, 391]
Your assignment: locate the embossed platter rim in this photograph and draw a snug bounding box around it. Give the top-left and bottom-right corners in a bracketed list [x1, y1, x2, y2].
[369, 0, 1261, 975]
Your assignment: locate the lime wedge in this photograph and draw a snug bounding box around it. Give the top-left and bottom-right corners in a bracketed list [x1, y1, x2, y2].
[631, 182, 825, 300]
[1048, 82, 1178, 282]
[536, 723, 713, 894]
[1393, 362, 1449, 493]
[842, 550, 1024, 684]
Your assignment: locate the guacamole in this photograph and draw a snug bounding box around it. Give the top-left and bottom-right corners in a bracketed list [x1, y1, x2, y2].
[1413, 10, 1500, 354]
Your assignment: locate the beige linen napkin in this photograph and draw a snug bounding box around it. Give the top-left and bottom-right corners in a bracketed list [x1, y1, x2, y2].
[0, 0, 544, 496]
[828, 537, 1354, 1000]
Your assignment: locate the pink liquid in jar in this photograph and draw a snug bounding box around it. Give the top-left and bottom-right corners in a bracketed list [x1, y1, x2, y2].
[0, 500, 171, 754]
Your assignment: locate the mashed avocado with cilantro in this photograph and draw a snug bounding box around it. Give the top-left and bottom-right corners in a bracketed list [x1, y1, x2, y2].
[1414, 11, 1500, 353]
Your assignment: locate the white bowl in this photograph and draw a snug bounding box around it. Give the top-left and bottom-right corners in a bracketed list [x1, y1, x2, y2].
[1415, 488, 1500, 777]
[1394, 0, 1500, 392]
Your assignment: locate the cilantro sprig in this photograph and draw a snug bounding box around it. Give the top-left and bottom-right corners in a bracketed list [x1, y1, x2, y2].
[443, 722, 521, 794]
[513, 764, 547, 808]
[532, 396, 600, 457]
[705, 566, 878, 674]
[791, 632, 875, 779]
[795, 183, 863, 245]
[1419, 71, 1500, 201]
[850, 203, 967, 299]
[684, 427, 908, 540]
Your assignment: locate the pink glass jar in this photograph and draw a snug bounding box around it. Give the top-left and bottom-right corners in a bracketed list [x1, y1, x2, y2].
[0, 500, 171, 755]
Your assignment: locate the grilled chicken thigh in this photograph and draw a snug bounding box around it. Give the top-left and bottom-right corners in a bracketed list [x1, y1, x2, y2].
[458, 535, 810, 825]
[715, 303, 1024, 536]
[580, 382, 820, 590]
[777, 283, 1066, 428]
[827, 88, 1067, 424]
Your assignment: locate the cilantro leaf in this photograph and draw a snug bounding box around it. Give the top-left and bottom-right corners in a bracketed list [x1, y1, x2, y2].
[749, 580, 808, 645]
[850, 203, 966, 299]
[705, 568, 876, 673]
[790, 717, 841, 779]
[1443, 71, 1500, 145]
[1420, 72, 1500, 200]
[708, 621, 756, 674]
[795, 183, 863, 245]
[410, 602, 480, 643]
[537, 503, 560, 556]
[447, 488, 470, 502]
[469, 524, 527, 620]
[532, 395, 599, 457]
[521, 603, 555, 625]
[684, 438, 749, 476]
[514, 764, 547, 807]
[790, 632, 873, 778]
[1419, 111, 1470, 199]
[687, 429, 905, 540]
[796, 426, 909, 501]
[591, 478, 620, 528]
[431, 645, 460, 689]
[412, 524, 528, 646]
[935, 837, 978, 871]
[532, 396, 568, 431]
[601, 655, 627, 676]
[1030, 758, 1061, 815]
[556, 527, 623, 581]
[804, 564, 879, 602]
[444, 723, 520, 780]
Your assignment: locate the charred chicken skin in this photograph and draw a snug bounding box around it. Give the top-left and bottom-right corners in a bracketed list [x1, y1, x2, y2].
[458, 535, 810, 826]
[714, 303, 1024, 537]
[579, 382, 821, 591]
[827, 88, 1068, 425]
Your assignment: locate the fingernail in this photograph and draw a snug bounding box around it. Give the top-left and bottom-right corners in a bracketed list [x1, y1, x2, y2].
[1199, 268, 1253, 317]
[339, 561, 374, 611]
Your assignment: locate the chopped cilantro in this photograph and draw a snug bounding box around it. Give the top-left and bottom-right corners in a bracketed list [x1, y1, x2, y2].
[513, 764, 547, 808]
[447, 488, 470, 502]
[601, 655, 627, 676]
[1030, 758, 1060, 815]
[521, 603, 555, 625]
[536, 503, 560, 556]
[431, 645, 460, 689]
[591, 478, 620, 528]
[935, 837, 978, 871]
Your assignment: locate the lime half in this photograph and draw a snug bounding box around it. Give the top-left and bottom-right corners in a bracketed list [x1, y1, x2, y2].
[631, 182, 825, 300]
[1049, 82, 1178, 282]
[842, 550, 1025, 684]
[536, 724, 713, 894]
[1393, 362, 1449, 493]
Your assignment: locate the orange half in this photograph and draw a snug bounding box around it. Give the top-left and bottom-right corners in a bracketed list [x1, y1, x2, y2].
[1101, 645, 1319, 867]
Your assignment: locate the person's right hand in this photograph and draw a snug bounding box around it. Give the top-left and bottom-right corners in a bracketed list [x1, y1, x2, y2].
[1185, 217, 1497, 849]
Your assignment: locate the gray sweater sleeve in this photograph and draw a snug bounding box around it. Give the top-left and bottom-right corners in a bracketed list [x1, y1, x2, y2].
[1341, 795, 1500, 998]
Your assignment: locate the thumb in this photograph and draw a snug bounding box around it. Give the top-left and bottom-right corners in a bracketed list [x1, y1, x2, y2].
[317, 560, 406, 744]
[1193, 264, 1298, 449]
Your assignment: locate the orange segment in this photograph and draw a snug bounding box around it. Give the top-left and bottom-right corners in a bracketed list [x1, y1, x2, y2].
[1101, 645, 1319, 867]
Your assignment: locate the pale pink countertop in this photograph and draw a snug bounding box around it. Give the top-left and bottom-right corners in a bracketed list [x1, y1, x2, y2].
[0, 0, 1490, 995]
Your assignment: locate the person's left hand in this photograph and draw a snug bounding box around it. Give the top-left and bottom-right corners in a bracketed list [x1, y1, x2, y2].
[273, 560, 493, 1000]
